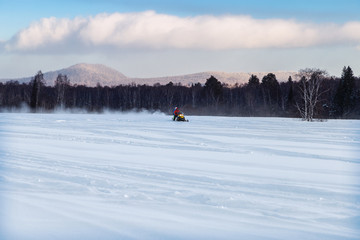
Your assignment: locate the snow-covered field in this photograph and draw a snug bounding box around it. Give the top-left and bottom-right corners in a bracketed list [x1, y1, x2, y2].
[0, 112, 359, 240]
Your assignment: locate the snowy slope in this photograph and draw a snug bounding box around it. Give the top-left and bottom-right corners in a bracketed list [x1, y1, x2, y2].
[0, 63, 295, 87]
[0, 112, 359, 240]
[0, 63, 128, 87]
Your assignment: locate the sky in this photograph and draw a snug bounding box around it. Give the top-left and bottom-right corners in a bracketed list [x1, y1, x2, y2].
[0, 0, 360, 79]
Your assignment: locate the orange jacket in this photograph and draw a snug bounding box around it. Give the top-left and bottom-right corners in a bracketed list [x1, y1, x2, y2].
[174, 109, 180, 116]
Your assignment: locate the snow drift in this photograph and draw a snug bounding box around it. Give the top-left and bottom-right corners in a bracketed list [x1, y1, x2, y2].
[0, 112, 359, 239]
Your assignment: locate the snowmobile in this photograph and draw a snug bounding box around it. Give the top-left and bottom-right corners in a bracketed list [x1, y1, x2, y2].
[173, 113, 189, 122]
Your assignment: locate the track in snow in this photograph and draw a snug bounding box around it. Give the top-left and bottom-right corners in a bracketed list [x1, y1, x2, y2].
[0, 112, 359, 239]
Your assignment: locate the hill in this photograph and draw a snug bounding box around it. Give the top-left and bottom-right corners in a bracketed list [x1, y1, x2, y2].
[130, 71, 296, 86]
[1, 63, 128, 87]
[0, 63, 296, 87]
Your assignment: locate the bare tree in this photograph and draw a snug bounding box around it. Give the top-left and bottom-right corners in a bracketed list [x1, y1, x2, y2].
[55, 74, 70, 108]
[191, 83, 202, 108]
[295, 68, 327, 121]
[30, 71, 45, 111]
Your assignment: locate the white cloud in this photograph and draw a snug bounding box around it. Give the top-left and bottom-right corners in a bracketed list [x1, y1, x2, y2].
[341, 21, 360, 43]
[6, 17, 86, 51]
[4, 11, 360, 52]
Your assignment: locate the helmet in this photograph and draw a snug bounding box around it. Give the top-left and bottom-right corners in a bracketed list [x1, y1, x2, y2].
[174, 107, 178, 110]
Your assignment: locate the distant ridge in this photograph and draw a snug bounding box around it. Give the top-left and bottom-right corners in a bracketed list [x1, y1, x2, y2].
[0, 63, 296, 87]
[1, 63, 128, 87]
[130, 71, 296, 86]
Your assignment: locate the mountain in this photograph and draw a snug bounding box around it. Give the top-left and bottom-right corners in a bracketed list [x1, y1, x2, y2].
[0, 63, 296, 87]
[1, 63, 128, 87]
[130, 71, 296, 86]
[48, 63, 128, 86]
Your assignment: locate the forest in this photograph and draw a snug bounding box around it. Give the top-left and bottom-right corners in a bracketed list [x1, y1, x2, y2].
[0, 66, 359, 120]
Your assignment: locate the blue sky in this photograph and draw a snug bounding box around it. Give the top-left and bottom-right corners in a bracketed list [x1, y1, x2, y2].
[1, 0, 359, 39]
[1, 0, 360, 78]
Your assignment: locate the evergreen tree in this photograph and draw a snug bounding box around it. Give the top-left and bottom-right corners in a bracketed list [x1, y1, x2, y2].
[204, 75, 223, 108]
[245, 75, 260, 115]
[248, 74, 260, 87]
[261, 73, 280, 109]
[287, 76, 294, 107]
[333, 66, 356, 117]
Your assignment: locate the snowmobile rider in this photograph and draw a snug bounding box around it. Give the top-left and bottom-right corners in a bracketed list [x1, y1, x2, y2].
[173, 107, 180, 121]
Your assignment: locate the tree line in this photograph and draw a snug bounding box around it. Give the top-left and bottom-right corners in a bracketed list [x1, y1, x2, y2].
[0, 67, 359, 120]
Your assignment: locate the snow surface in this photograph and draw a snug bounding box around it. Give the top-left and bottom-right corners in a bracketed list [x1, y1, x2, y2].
[0, 112, 359, 240]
